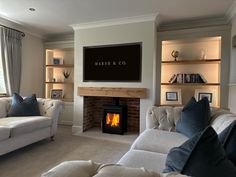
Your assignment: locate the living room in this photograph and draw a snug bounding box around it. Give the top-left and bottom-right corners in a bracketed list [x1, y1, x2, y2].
[0, 0, 236, 177]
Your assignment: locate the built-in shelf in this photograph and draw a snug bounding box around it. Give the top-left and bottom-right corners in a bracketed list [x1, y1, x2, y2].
[45, 82, 74, 85]
[46, 64, 74, 68]
[78, 87, 147, 98]
[161, 83, 220, 86]
[161, 59, 221, 65]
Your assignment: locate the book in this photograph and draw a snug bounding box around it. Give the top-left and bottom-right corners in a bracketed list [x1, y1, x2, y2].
[199, 74, 207, 83]
[169, 74, 177, 83]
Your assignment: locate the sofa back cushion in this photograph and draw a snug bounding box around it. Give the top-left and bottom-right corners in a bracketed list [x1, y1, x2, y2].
[0, 98, 10, 118]
[146, 106, 235, 135]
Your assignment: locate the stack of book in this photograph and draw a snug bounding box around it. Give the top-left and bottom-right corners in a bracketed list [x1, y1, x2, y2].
[168, 73, 207, 84]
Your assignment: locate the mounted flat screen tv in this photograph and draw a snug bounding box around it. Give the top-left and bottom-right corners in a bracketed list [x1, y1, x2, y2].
[83, 43, 142, 82]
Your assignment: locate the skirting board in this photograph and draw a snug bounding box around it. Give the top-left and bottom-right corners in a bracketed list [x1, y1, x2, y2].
[58, 121, 73, 126]
[72, 125, 83, 135]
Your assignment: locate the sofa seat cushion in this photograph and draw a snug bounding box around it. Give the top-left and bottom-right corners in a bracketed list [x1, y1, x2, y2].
[0, 116, 52, 137]
[0, 126, 10, 141]
[118, 149, 167, 173]
[131, 129, 188, 154]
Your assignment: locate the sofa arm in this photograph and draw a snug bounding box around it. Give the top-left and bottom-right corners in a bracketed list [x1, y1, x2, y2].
[37, 98, 64, 135]
[146, 106, 182, 131]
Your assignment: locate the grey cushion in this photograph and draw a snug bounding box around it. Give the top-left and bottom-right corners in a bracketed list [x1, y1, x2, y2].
[7, 93, 40, 117]
[218, 120, 236, 166]
[176, 97, 210, 138]
[118, 149, 167, 173]
[131, 129, 188, 154]
[163, 126, 236, 177]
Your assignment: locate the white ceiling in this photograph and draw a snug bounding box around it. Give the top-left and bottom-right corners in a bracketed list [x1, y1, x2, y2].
[0, 0, 235, 37]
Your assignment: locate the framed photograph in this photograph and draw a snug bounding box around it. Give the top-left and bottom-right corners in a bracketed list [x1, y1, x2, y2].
[166, 92, 178, 101]
[194, 88, 217, 107]
[52, 57, 63, 65]
[198, 93, 212, 103]
[50, 89, 63, 99]
[161, 88, 182, 105]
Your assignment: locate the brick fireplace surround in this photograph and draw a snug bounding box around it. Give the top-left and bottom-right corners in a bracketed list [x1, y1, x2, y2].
[84, 96, 140, 132]
[78, 87, 147, 133]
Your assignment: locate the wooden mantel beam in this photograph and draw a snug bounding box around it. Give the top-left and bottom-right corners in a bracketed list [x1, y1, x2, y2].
[78, 87, 147, 99]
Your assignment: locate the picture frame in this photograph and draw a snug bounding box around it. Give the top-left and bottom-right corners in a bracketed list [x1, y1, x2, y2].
[198, 93, 212, 103]
[194, 88, 217, 107]
[50, 89, 63, 99]
[161, 88, 182, 105]
[166, 92, 178, 101]
[52, 57, 63, 65]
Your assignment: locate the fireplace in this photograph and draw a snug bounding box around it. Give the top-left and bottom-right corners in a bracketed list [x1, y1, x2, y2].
[102, 98, 127, 135]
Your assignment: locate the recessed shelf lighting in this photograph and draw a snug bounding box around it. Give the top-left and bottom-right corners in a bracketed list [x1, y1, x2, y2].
[29, 8, 36, 11]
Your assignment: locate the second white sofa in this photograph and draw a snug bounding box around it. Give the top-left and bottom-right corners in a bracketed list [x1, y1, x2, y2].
[118, 106, 236, 173]
[0, 97, 64, 156]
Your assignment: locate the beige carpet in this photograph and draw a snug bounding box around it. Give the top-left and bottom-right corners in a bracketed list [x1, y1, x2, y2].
[0, 126, 131, 177]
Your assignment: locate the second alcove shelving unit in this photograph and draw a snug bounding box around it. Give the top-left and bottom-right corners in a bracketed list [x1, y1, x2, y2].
[160, 36, 221, 107]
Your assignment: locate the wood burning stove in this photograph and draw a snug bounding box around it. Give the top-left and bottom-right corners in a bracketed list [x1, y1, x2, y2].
[102, 98, 127, 135]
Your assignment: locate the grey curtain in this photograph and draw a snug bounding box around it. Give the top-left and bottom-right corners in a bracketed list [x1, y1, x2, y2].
[0, 27, 23, 96]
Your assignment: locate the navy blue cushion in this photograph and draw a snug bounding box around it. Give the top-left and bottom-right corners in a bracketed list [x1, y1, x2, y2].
[218, 120, 236, 166]
[7, 93, 40, 117]
[163, 126, 236, 177]
[176, 97, 210, 138]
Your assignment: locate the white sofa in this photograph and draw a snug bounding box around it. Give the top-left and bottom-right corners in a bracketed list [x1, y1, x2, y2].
[0, 97, 64, 156]
[41, 106, 236, 176]
[118, 106, 236, 173]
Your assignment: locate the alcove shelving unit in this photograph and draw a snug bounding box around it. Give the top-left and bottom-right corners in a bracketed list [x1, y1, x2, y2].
[160, 36, 222, 107]
[45, 48, 74, 102]
[44, 40, 74, 125]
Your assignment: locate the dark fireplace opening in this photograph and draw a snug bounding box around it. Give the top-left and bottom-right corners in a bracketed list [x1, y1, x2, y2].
[102, 98, 127, 135]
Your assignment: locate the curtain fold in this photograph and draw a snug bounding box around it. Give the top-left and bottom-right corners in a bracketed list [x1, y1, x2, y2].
[0, 27, 23, 96]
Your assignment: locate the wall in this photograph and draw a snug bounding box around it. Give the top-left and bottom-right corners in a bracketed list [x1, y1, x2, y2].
[73, 20, 158, 133]
[229, 16, 236, 114]
[0, 17, 44, 97]
[20, 33, 44, 97]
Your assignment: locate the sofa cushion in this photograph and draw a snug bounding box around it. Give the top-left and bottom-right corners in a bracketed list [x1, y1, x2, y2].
[176, 97, 210, 138]
[0, 126, 10, 141]
[131, 129, 188, 154]
[0, 116, 52, 137]
[118, 149, 167, 173]
[8, 93, 40, 117]
[0, 99, 10, 118]
[218, 120, 236, 166]
[163, 126, 236, 177]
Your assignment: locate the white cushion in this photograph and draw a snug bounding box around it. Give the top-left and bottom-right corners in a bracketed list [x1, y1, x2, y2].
[118, 149, 167, 173]
[0, 126, 10, 141]
[131, 129, 188, 154]
[0, 98, 10, 118]
[41, 160, 189, 177]
[0, 116, 52, 137]
[41, 160, 100, 177]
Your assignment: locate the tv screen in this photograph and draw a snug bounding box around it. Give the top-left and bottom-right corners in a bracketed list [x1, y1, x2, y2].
[83, 43, 142, 82]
